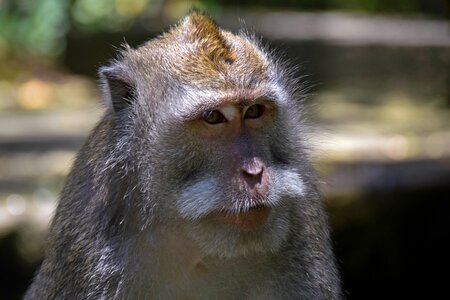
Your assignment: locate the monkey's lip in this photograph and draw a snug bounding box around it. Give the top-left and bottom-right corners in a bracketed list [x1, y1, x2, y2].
[208, 205, 271, 232]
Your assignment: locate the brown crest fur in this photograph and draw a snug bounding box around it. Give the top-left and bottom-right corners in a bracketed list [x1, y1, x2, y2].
[156, 11, 269, 87]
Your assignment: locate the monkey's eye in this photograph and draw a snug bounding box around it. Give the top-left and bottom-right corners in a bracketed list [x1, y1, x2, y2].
[203, 110, 226, 124]
[244, 104, 265, 119]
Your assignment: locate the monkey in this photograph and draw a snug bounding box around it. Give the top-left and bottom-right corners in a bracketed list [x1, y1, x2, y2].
[24, 11, 342, 300]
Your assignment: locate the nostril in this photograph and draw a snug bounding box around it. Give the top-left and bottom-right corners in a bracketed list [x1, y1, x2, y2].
[242, 168, 263, 189]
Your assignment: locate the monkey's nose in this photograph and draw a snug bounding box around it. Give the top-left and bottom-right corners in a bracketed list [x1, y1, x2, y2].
[241, 167, 263, 189]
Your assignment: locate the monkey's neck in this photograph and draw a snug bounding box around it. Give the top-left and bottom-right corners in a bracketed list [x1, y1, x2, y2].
[129, 225, 272, 299]
[151, 225, 208, 280]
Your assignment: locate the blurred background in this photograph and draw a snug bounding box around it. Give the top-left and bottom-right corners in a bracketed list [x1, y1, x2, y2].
[0, 0, 449, 299]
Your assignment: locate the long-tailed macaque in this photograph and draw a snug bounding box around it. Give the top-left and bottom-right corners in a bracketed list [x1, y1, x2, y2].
[25, 12, 341, 300]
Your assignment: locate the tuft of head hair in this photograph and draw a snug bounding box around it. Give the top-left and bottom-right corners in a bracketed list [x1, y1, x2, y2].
[157, 11, 269, 87]
[179, 11, 236, 65]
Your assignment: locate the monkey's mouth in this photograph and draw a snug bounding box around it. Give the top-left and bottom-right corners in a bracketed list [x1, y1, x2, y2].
[207, 204, 271, 232]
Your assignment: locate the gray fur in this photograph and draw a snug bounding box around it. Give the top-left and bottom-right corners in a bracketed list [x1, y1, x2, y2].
[25, 12, 341, 300]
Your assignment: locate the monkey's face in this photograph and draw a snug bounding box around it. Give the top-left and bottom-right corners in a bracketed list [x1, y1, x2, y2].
[100, 13, 312, 258]
[153, 87, 308, 258]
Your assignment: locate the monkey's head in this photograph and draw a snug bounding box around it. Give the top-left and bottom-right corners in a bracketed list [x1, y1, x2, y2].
[99, 12, 314, 258]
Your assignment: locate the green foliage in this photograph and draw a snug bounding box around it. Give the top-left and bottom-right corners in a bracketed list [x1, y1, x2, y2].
[0, 0, 70, 57]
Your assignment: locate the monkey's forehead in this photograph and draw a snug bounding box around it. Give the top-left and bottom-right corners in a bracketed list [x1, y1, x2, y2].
[129, 12, 273, 89]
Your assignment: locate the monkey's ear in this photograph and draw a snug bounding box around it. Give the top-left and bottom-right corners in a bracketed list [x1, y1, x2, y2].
[99, 65, 135, 112]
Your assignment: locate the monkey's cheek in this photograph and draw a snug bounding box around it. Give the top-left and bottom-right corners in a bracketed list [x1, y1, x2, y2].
[208, 207, 271, 232]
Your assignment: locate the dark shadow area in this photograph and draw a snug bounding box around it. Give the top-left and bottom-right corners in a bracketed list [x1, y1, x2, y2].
[0, 231, 37, 300]
[329, 185, 450, 299]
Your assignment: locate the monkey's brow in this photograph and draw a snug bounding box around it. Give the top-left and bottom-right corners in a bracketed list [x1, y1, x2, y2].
[180, 96, 276, 120]
[219, 89, 278, 105]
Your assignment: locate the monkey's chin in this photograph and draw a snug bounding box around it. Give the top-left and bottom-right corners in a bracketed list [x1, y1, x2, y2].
[207, 206, 271, 232]
[182, 205, 291, 259]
